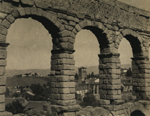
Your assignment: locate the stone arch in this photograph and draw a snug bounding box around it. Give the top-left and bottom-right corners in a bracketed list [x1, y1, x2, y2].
[119, 29, 150, 100]
[0, 7, 63, 49]
[110, 102, 149, 116]
[72, 19, 117, 53]
[71, 20, 109, 99]
[0, 0, 150, 116]
[83, 26, 108, 52]
[72, 19, 122, 101]
[125, 102, 148, 116]
[57, 19, 119, 53]
[0, 6, 64, 113]
[120, 29, 145, 58]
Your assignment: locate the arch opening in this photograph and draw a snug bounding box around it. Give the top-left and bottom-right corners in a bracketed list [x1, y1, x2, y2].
[74, 26, 110, 105]
[21, 15, 60, 41]
[118, 37, 133, 102]
[21, 15, 60, 34]
[74, 26, 109, 70]
[5, 14, 61, 74]
[119, 34, 145, 101]
[124, 35, 142, 58]
[84, 26, 109, 51]
[6, 18, 53, 72]
[130, 110, 145, 116]
[5, 18, 55, 100]
[4, 14, 59, 114]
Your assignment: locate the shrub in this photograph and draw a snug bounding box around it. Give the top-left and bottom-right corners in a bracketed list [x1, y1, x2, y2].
[80, 92, 98, 107]
[75, 93, 82, 101]
[30, 83, 44, 95]
[6, 100, 25, 114]
[126, 67, 132, 77]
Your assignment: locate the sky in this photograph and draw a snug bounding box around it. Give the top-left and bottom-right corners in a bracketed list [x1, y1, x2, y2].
[6, 0, 150, 70]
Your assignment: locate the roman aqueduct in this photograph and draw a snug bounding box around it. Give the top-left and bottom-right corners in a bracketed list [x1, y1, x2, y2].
[0, 0, 150, 115]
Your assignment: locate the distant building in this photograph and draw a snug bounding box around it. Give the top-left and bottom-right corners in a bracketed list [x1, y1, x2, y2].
[13, 72, 43, 77]
[121, 77, 133, 92]
[78, 67, 87, 83]
[76, 82, 88, 101]
[85, 78, 100, 100]
[120, 68, 128, 77]
[7, 87, 21, 97]
[14, 74, 22, 77]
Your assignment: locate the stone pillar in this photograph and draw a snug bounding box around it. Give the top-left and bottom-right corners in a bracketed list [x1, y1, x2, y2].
[95, 85, 97, 94]
[0, 43, 12, 115]
[50, 49, 80, 115]
[97, 85, 99, 94]
[132, 57, 150, 100]
[91, 85, 93, 94]
[93, 85, 95, 94]
[99, 53, 121, 100]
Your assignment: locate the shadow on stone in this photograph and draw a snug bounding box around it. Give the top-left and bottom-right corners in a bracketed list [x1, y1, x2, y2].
[131, 110, 145, 116]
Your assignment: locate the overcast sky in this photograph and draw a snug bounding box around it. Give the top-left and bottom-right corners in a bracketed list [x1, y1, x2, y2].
[6, 0, 150, 69]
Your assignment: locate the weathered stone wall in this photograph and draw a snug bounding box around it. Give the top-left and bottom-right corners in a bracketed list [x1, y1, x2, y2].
[99, 53, 122, 101]
[76, 101, 150, 116]
[0, 0, 150, 115]
[2, 0, 150, 31]
[50, 51, 80, 115]
[132, 58, 150, 100]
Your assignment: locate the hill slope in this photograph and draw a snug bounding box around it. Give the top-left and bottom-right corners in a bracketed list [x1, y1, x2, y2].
[6, 76, 50, 87]
[5, 64, 130, 77]
[5, 69, 50, 77]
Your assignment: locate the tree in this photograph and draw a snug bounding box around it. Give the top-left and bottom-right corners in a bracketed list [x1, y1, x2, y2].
[42, 82, 51, 98]
[5, 87, 9, 97]
[12, 93, 20, 98]
[35, 72, 38, 76]
[47, 81, 51, 87]
[91, 72, 94, 78]
[87, 73, 91, 79]
[29, 82, 52, 101]
[75, 93, 82, 101]
[126, 67, 132, 77]
[26, 85, 29, 88]
[75, 73, 79, 80]
[30, 84, 44, 95]
[6, 100, 25, 114]
[43, 84, 47, 89]
[80, 92, 98, 107]
[41, 88, 51, 100]
[20, 86, 24, 93]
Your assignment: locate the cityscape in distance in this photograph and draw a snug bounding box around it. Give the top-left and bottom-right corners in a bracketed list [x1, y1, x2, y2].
[5, 64, 131, 77]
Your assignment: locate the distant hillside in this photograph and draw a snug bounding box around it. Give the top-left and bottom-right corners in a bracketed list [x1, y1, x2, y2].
[5, 64, 131, 77]
[121, 64, 131, 69]
[5, 69, 50, 77]
[6, 76, 50, 87]
[75, 64, 131, 74]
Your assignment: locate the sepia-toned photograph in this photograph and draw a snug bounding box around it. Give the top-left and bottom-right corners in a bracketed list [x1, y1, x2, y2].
[0, 0, 150, 116]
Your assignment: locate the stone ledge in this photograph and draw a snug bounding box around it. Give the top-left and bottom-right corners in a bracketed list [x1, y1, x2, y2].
[51, 104, 80, 113]
[99, 99, 110, 105]
[76, 106, 112, 116]
[112, 100, 125, 105]
[20, 0, 34, 6]
[0, 111, 12, 116]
